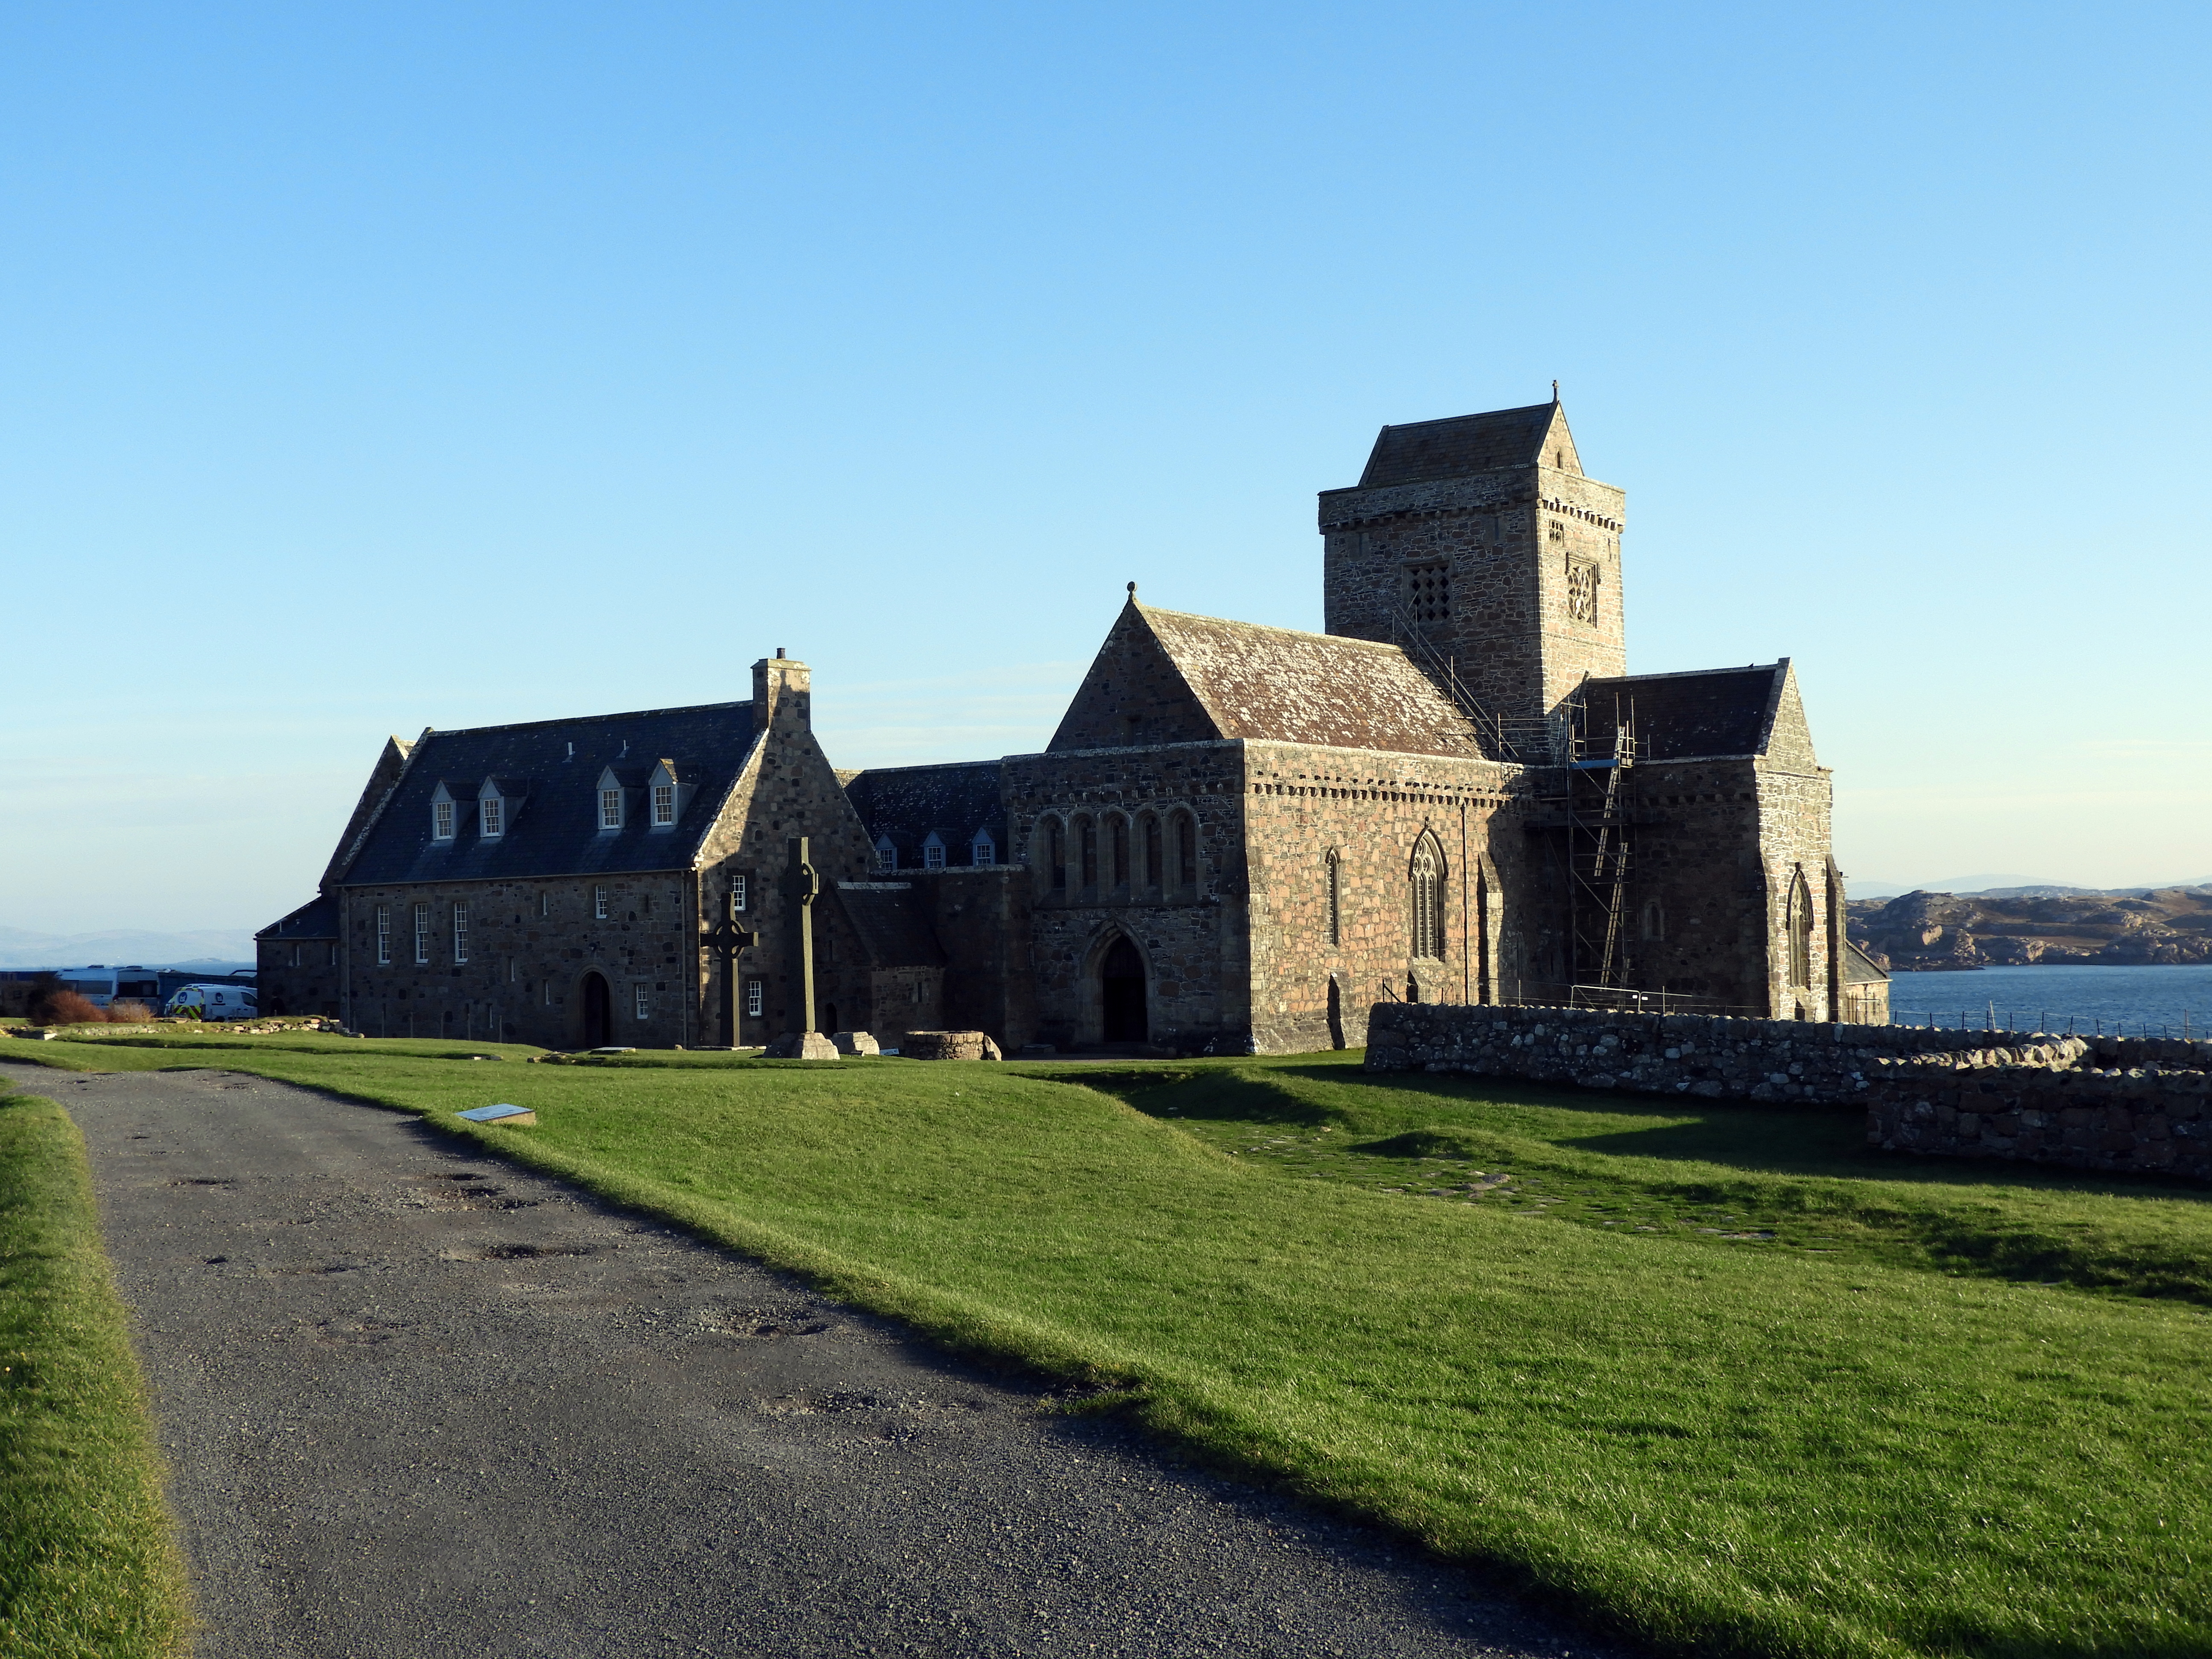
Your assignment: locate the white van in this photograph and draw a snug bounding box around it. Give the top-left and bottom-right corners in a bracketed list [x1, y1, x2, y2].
[165, 984, 259, 1022]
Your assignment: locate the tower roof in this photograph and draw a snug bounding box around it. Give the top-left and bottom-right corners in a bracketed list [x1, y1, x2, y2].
[1357, 402, 1560, 488]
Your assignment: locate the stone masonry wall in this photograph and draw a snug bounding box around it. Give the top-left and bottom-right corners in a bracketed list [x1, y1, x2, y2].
[1366, 1002, 2211, 1181]
[1866, 1046, 2211, 1180]
[1238, 740, 1525, 1054]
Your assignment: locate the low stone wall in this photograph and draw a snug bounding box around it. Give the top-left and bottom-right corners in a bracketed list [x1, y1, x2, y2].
[1363, 1004, 2055, 1105]
[901, 1029, 1004, 1061]
[1866, 1049, 2211, 1179]
[1364, 1004, 2210, 1181]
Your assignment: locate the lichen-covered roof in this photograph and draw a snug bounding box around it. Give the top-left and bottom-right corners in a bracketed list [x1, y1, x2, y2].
[1578, 664, 1790, 761]
[842, 762, 1005, 868]
[831, 884, 948, 969]
[256, 895, 338, 940]
[1357, 403, 1556, 488]
[1132, 606, 1482, 758]
[336, 701, 758, 885]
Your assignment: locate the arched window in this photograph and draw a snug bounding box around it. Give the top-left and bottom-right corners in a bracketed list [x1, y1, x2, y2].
[1047, 818, 1067, 892]
[1109, 815, 1129, 892]
[1788, 869, 1814, 990]
[1139, 812, 1161, 893]
[1410, 835, 1446, 960]
[1641, 898, 1665, 940]
[1078, 815, 1097, 892]
[1324, 849, 1342, 946]
[1171, 811, 1198, 896]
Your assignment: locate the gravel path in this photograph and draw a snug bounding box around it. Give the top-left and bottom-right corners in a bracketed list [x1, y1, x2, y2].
[9, 1060, 1618, 1659]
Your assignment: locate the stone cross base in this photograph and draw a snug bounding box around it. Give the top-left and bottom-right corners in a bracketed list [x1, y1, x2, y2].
[831, 1030, 881, 1056]
[902, 1030, 1004, 1061]
[764, 1031, 841, 1060]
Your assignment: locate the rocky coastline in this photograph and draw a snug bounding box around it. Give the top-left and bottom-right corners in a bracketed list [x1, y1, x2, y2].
[1848, 886, 2212, 972]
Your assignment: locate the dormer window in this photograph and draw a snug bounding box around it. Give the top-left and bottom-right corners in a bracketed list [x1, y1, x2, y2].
[971, 831, 996, 867]
[922, 832, 947, 871]
[477, 776, 525, 839]
[430, 782, 457, 841]
[600, 788, 622, 829]
[595, 764, 631, 832]
[645, 759, 683, 830]
[873, 835, 897, 873]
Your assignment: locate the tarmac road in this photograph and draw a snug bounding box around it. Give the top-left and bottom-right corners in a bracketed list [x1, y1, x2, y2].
[9, 1060, 1621, 1659]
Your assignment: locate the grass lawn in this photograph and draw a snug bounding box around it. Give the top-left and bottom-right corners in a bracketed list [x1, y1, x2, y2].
[0, 1072, 191, 1658]
[9, 1030, 2210, 1658]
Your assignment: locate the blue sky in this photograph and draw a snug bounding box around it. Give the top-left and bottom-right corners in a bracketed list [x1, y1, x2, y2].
[4, 0, 2207, 935]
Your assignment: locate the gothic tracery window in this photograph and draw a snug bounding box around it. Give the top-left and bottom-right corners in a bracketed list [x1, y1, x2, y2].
[1566, 562, 1598, 626]
[1410, 836, 1445, 960]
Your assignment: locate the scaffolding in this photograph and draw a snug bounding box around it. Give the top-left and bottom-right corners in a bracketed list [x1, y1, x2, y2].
[1565, 693, 1637, 996]
[1388, 603, 1557, 763]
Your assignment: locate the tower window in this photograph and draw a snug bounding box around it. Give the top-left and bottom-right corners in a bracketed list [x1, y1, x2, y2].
[1406, 563, 1451, 624]
[1566, 562, 1599, 626]
[1326, 849, 1342, 946]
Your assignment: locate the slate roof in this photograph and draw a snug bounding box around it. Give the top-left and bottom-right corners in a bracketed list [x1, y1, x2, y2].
[1357, 403, 1556, 488]
[831, 885, 948, 969]
[336, 701, 759, 886]
[842, 762, 1006, 869]
[1843, 937, 1891, 986]
[1136, 607, 1481, 758]
[256, 896, 338, 940]
[1576, 664, 1788, 761]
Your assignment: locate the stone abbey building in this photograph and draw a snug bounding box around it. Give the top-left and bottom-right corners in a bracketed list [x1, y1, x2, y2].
[259, 398, 1887, 1051]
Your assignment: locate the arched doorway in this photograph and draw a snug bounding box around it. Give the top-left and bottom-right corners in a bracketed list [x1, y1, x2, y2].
[1101, 937, 1147, 1043]
[581, 972, 611, 1048]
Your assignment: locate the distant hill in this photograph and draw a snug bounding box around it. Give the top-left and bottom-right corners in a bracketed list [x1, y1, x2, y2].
[0, 926, 256, 971]
[1848, 888, 2212, 970]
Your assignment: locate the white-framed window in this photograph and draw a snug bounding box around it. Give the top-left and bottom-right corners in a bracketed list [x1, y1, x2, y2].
[480, 796, 503, 837]
[923, 832, 946, 870]
[413, 902, 431, 964]
[652, 783, 675, 826]
[432, 798, 455, 840]
[873, 836, 897, 873]
[600, 788, 623, 830]
[594, 887, 608, 920]
[732, 873, 748, 911]
[452, 903, 469, 963]
[971, 833, 995, 866]
[375, 905, 391, 964]
[745, 979, 764, 1017]
[634, 983, 650, 1020]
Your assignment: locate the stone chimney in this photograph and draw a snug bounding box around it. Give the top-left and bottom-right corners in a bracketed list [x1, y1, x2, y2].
[752, 651, 812, 734]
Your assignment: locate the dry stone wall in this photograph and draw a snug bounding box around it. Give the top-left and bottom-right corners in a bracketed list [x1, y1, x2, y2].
[1366, 1003, 2211, 1181]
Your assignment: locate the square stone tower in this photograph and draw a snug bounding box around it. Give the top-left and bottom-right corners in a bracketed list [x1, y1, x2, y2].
[1318, 399, 1627, 727]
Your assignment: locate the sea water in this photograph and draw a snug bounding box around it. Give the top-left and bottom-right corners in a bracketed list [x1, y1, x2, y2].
[1886, 963, 2212, 1039]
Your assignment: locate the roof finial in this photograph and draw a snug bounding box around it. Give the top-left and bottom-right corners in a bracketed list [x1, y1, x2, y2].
[1126, 581, 1137, 600]
[1552, 378, 1560, 404]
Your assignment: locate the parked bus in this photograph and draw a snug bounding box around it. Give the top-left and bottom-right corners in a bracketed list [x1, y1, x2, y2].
[55, 966, 163, 1009]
